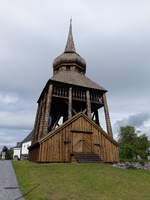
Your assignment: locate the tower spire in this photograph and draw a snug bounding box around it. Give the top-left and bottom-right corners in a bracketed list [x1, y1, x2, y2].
[64, 19, 76, 53]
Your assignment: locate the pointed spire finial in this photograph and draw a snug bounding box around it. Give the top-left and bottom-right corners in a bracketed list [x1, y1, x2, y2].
[64, 18, 76, 53]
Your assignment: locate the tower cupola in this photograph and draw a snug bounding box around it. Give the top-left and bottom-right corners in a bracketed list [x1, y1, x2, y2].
[53, 20, 86, 74]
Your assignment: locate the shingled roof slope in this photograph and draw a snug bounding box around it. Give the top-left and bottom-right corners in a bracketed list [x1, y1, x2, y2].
[22, 130, 33, 143]
[52, 70, 106, 91]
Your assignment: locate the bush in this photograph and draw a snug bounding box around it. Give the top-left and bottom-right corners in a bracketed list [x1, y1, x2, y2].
[6, 149, 13, 160]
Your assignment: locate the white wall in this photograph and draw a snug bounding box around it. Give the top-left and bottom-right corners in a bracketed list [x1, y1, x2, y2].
[21, 141, 31, 155]
[13, 148, 21, 159]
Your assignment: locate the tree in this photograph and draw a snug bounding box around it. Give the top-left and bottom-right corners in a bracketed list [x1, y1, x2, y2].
[118, 126, 150, 160]
[136, 134, 150, 159]
[2, 146, 8, 153]
[5, 149, 13, 160]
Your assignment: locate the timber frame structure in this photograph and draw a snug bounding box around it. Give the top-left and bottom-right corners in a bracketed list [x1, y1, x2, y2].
[29, 20, 119, 163]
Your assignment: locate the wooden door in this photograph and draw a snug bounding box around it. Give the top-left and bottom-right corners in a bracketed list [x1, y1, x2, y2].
[93, 135, 100, 155]
[83, 133, 92, 153]
[72, 132, 92, 153]
[73, 132, 83, 152]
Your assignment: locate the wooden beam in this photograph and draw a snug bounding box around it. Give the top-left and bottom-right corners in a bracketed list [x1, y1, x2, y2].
[42, 84, 53, 136]
[52, 115, 61, 130]
[103, 93, 113, 137]
[71, 130, 93, 134]
[39, 98, 45, 139]
[68, 87, 72, 119]
[86, 90, 91, 118]
[35, 101, 43, 141]
[82, 108, 87, 114]
[72, 108, 77, 114]
[92, 112, 95, 120]
[32, 104, 40, 144]
[64, 100, 77, 115]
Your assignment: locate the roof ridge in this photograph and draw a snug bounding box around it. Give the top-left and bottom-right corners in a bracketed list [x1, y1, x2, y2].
[40, 112, 117, 145]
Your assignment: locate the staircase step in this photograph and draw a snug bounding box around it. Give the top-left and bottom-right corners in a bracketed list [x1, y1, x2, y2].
[73, 153, 101, 163]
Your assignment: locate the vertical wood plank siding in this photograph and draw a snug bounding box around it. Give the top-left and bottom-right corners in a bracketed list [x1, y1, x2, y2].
[29, 114, 119, 163]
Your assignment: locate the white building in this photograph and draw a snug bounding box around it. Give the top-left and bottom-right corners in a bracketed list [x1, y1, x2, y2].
[13, 147, 21, 160]
[20, 130, 33, 159]
[2, 151, 6, 160]
[13, 131, 33, 160]
[21, 141, 31, 155]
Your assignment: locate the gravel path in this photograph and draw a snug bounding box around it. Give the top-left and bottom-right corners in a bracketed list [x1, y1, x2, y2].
[0, 160, 24, 200]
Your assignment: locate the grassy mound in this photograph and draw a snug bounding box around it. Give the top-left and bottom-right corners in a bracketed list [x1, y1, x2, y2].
[12, 161, 150, 200]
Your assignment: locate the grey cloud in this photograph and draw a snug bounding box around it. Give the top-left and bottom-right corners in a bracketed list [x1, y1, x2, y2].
[0, 109, 35, 130]
[0, 128, 30, 150]
[114, 112, 150, 131]
[128, 113, 150, 127]
[0, 93, 36, 131]
[0, 0, 150, 147]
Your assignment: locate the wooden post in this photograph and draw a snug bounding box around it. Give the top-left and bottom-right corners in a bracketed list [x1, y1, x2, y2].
[103, 93, 113, 137]
[39, 98, 45, 139]
[32, 104, 40, 144]
[43, 84, 53, 136]
[68, 87, 72, 119]
[86, 90, 91, 118]
[34, 100, 43, 142]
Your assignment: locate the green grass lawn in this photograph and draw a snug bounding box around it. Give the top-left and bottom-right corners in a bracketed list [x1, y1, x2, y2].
[12, 161, 150, 200]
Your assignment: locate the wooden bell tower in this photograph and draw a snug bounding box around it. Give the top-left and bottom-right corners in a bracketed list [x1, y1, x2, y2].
[31, 20, 113, 146]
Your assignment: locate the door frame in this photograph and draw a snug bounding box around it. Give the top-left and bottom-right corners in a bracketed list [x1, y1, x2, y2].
[71, 130, 93, 153]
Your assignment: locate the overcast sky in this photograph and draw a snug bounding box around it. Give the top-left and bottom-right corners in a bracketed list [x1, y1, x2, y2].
[0, 0, 150, 150]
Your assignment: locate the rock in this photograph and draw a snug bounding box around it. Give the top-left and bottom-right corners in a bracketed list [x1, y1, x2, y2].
[113, 162, 150, 170]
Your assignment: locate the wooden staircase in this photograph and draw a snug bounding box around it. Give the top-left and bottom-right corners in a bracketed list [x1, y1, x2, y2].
[73, 153, 101, 163]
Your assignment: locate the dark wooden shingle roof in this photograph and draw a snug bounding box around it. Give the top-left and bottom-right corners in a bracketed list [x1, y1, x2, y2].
[52, 71, 106, 91]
